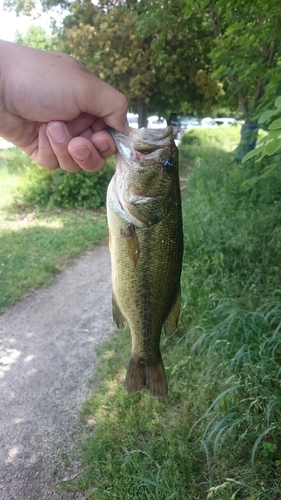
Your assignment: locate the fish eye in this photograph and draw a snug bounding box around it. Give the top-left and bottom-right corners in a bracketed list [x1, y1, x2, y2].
[162, 158, 175, 173]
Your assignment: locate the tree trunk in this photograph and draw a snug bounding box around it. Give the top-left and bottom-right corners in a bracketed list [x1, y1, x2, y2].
[237, 88, 248, 116]
[137, 99, 148, 128]
[236, 122, 259, 163]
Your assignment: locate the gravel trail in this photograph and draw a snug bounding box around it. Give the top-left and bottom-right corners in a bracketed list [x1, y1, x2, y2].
[0, 243, 113, 499]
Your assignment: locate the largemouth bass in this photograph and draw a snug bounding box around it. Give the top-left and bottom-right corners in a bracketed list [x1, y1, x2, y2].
[107, 126, 183, 396]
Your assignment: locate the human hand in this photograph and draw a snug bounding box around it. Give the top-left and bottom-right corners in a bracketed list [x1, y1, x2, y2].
[0, 40, 129, 172]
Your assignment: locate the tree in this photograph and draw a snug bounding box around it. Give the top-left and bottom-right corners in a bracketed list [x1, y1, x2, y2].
[5, 0, 222, 124]
[184, 0, 281, 119]
[14, 25, 57, 50]
[59, 0, 158, 125]
[6, 0, 281, 122]
[58, 0, 220, 124]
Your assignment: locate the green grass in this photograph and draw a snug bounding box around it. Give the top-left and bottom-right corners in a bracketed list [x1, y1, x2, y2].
[0, 150, 24, 209]
[59, 126, 281, 499]
[0, 148, 108, 313]
[2, 130, 281, 498]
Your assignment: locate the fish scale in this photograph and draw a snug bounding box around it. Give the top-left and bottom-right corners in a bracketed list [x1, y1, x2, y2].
[107, 126, 183, 396]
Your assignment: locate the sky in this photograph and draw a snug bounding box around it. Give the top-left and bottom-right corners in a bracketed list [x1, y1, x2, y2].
[0, 0, 52, 42]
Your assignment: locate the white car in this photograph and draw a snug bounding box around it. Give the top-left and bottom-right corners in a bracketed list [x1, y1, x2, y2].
[127, 113, 139, 129]
[201, 117, 217, 127]
[147, 116, 168, 129]
[215, 117, 238, 126]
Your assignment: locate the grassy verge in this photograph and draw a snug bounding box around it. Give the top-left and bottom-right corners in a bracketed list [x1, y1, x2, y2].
[0, 148, 108, 313]
[61, 126, 281, 499]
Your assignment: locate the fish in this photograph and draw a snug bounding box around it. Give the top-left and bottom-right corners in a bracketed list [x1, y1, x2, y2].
[106, 126, 183, 396]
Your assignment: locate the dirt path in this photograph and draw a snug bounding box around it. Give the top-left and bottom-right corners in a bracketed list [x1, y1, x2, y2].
[0, 242, 113, 500]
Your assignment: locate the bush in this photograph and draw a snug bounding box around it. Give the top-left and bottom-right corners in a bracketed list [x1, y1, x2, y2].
[16, 155, 115, 210]
[241, 96, 281, 203]
[180, 130, 201, 146]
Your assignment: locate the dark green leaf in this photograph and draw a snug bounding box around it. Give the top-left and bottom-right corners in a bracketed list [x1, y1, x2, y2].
[268, 118, 281, 130]
[274, 96, 281, 108]
[258, 110, 277, 124]
[258, 130, 281, 145]
[264, 138, 281, 156]
[242, 145, 265, 163]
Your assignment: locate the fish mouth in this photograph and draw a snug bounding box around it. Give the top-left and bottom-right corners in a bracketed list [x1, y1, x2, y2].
[108, 126, 174, 170]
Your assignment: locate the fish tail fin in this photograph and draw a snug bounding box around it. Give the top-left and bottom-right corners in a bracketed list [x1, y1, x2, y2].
[126, 354, 168, 396]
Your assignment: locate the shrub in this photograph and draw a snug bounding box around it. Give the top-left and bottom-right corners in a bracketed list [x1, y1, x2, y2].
[180, 130, 201, 146]
[241, 96, 281, 203]
[16, 155, 115, 210]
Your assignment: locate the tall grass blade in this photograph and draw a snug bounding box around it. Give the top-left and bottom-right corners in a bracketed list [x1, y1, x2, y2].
[251, 426, 277, 467]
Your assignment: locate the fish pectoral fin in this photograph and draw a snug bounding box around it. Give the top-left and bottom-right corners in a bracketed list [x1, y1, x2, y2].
[126, 354, 168, 396]
[163, 287, 181, 337]
[112, 293, 127, 329]
[120, 224, 139, 267]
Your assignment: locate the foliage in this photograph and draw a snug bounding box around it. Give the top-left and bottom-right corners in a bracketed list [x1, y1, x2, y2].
[184, 0, 281, 118]
[5, 0, 281, 120]
[14, 24, 58, 50]
[180, 124, 240, 151]
[0, 210, 107, 314]
[241, 95, 281, 203]
[3, 150, 115, 210]
[4, 0, 221, 120]
[243, 96, 281, 162]
[57, 127, 281, 499]
[0, 148, 108, 314]
[58, 0, 219, 119]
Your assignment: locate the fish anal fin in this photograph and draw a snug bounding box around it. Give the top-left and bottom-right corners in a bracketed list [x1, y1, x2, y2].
[112, 293, 127, 329]
[120, 224, 139, 267]
[163, 287, 181, 337]
[126, 354, 168, 396]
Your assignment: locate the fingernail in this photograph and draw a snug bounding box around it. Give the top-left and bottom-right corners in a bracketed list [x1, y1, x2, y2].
[93, 140, 109, 152]
[48, 122, 67, 143]
[70, 146, 91, 161]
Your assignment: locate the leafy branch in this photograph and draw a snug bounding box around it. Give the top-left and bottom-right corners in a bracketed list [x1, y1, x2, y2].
[242, 96, 281, 162]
